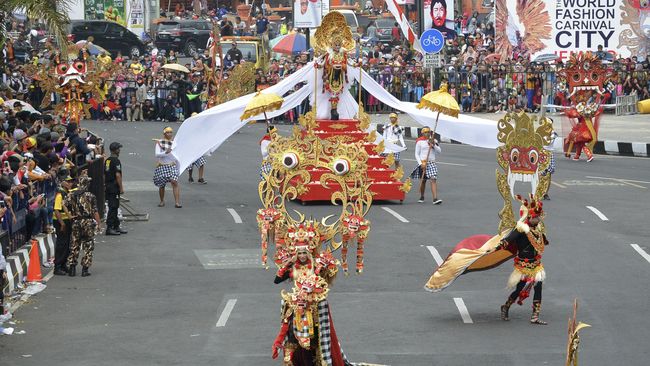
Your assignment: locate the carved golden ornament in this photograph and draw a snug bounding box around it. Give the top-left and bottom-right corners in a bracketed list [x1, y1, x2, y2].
[399, 178, 413, 193]
[373, 140, 385, 155]
[566, 299, 591, 366]
[390, 166, 404, 181]
[298, 110, 318, 133]
[382, 153, 395, 168]
[495, 112, 552, 232]
[326, 135, 356, 144]
[357, 108, 371, 131]
[328, 123, 348, 130]
[208, 62, 256, 107]
[365, 131, 377, 142]
[313, 12, 356, 56]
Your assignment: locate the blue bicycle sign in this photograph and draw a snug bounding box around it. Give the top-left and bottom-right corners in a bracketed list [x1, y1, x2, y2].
[420, 29, 445, 54]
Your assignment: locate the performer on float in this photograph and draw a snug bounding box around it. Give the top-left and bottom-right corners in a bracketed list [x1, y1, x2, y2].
[410, 127, 442, 205]
[153, 127, 182, 208]
[320, 39, 349, 120]
[260, 125, 276, 181]
[497, 194, 549, 325]
[381, 112, 406, 169]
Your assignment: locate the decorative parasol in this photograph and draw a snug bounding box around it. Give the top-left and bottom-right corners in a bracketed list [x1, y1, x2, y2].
[272, 32, 307, 55]
[240, 92, 284, 126]
[162, 63, 190, 73]
[75, 40, 109, 56]
[417, 83, 460, 133]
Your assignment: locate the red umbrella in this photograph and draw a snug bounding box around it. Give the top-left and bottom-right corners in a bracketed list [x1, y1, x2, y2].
[272, 32, 307, 55]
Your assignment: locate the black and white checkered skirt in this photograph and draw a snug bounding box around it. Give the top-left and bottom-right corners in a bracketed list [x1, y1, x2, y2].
[410, 161, 438, 180]
[542, 154, 556, 176]
[190, 156, 206, 168]
[260, 161, 272, 181]
[380, 152, 401, 162]
[153, 164, 180, 187]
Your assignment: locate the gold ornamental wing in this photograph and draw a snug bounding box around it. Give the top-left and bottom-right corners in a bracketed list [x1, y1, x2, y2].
[313, 11, 355, 55]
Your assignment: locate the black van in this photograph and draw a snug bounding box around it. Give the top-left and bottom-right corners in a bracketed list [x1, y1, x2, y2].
[67, 20, 146, 58]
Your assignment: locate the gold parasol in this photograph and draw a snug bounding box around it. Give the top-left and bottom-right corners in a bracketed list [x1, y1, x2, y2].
[240, 91, 284, 125]
[161, 63, 190, 73]
[417, 83, 460, 132]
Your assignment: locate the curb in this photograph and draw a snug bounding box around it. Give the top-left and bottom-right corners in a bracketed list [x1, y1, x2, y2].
[373, 124, 650, 157]
[3, 233, 55, 295]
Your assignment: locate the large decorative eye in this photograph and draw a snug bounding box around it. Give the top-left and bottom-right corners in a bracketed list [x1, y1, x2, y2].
[591, 72, 599, 81]
[510, 148, 520, 163]
[572, 73, 581, 82]
[282, 152, 299, 169]
[332, 158, 350, 175]
[529, 150, 538, 165]
[73, 61, 86, 74]
[56, 63, 69, 75]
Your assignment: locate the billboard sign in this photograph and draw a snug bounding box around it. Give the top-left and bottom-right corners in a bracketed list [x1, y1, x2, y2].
[422, 0, 456, 39]
[293, 0, 323, 28]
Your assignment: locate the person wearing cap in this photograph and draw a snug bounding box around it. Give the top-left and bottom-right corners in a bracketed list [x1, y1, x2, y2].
[409, 127, 442, 204]
[154, 127, 182, 208]
[381, 113, 406, 169]
[105, 142, 127, 235]
[226, 42, 243, 65]
[53, 170, 74, 275]
[65, 175, 101, 277]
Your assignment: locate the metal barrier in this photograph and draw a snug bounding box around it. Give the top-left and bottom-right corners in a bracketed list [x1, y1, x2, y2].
[616, 95, 639, 116]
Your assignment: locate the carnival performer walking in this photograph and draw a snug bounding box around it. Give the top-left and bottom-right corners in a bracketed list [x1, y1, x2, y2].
[153, 127, 182, 208]
[382, 113, 405, 169]
[66, 176, 101, 277]
[260, 126, 276, 181]
[410, 127, 442, 204]
[187, 156, 207, 184]
[498, 194, 549, 325]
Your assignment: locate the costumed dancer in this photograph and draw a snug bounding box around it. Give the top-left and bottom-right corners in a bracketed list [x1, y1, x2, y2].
[260, 126, 276, 181]
[410, 127, 442, 204]
[153, 127, 182, 208]
[381, 113, 405, 169]
[498, 194, 549, 325]
[541, 130, 558, 200]
[187, 156, 207, 184]
[321, 39, 348, 120]
[564, 106, 599, 162]
[272, 243, 348, 365]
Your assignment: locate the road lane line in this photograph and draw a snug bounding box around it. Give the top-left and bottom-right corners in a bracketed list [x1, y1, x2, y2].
[226, 208, 243, 223]
[381, 207, 409, 223]
[630, 244, 650, 263]
[402, 158, 467, 167]
[453, 298, 473, 324]
[586, 206, 609, 221]
[551, 181, 567, 189]
[216, 299, 238, 327]
[426, 246, 444, 266]
[585, 176, 648, 189]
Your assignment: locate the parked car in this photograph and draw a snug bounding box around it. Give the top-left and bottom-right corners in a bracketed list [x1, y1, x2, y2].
[337, 10, 360, 35]
[154, 19, 212, 56]
[67, 20, 146, 58]
[373, 17, 396, 43]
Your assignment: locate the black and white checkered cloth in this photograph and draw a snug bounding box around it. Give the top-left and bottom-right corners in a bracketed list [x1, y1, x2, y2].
[260, 161, 272, 181]
[380, 152, 401, 162]
[153, 164, 179, 187]
[541, 154, 556, 176]
[317, 300, 333, 364]
[190, 156, 206, 168]
[410, 161, 438, 180]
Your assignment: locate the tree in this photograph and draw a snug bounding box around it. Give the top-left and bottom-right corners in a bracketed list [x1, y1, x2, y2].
[0, 0, 72, 52]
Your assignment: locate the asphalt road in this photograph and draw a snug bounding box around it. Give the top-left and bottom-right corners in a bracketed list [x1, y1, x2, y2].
[1, 120, 649, 365]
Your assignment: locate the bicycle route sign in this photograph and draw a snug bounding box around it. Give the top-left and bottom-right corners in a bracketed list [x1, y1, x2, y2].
[420, 29, 445, 54]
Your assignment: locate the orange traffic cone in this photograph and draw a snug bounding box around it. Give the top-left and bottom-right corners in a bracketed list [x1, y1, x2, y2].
[26, 240, 42, 282]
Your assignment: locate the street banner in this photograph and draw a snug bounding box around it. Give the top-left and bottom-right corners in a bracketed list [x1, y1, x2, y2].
[128, 0, 144, 29]
[495, 0, 647, 62]
[385, 0, 424, 54]
[293, 0, 323, 28]
[84, 0, 126, 26]
[422, 0, 456, 40]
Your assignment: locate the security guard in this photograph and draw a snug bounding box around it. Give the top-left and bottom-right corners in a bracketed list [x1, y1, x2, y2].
[53, 169, 74, 276]
[105, 142, 126, 235]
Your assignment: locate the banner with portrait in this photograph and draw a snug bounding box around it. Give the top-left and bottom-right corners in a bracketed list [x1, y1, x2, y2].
[422, 0, 456, 40]
[84, 0, 126, 27]
[495, 0, 648, 62]
[293, 0, 323, 28]
[128, 0, 144, 29]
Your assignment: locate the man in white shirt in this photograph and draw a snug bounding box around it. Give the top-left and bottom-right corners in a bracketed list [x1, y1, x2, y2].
[153, 127, 182, 208]
[409, 127, 442, 204]
[381, 113, 406, 169]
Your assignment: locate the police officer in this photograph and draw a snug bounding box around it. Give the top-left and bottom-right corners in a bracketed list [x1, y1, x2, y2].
[105, 142, 126, 235]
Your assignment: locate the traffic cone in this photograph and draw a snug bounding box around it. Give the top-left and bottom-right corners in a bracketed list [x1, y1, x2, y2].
[26, 240, 43, 282]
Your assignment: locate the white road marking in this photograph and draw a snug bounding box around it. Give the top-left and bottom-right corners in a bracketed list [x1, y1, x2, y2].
[381, 207, 409, 223]
[586, 206, 609, 221]
[226, 208, 243, 223]
[551, 181, 567, 189]
[402, 158, 467, 166]
[426, 246, 444, 266]
[630, 244, 650, 264]
[216, 299, 238, 327]
[585, 176, 647, 189]
[453, 298, 473, 324]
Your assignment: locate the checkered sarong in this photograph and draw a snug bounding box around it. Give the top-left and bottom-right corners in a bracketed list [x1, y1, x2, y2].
[260, 161, 272, 181]
[410, 161, 438, 180]
[191, 156, 206, 168]
[153, 164, 179, 187]
[541, 154, 555, 176]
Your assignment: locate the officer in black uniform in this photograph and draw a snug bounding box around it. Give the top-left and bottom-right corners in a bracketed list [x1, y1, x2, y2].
[104, 142, 127, 235]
